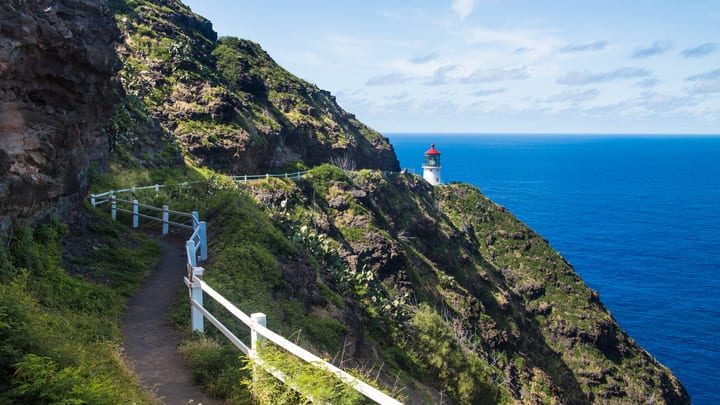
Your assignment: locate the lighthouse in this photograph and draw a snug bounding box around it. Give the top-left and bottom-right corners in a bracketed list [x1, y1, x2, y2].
[422, 143, 442, 185]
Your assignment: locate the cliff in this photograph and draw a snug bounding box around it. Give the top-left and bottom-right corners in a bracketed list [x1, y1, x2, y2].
[238, 168, 688, 403]
[0, 0, 120, 231]
[0, 0, 690, 403]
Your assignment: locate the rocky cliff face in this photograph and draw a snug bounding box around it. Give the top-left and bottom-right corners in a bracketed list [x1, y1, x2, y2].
[111, 0, 399, 175]
[0, 0, 120, 230]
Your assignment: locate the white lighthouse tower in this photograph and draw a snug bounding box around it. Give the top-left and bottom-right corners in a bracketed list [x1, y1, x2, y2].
[422, 143, 442, 185]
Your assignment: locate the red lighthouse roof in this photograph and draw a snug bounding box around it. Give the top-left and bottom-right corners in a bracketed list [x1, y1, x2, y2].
[424, 143, 441, 155]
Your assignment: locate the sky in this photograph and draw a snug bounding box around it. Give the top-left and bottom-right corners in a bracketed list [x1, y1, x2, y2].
[182, 0, 720, 134]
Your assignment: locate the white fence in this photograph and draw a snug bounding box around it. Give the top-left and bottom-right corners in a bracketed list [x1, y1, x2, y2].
[231, 170, 309, 183]
[89, 178, 402, 404]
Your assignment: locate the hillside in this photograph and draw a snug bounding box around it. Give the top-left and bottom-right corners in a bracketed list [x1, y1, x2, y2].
[0, 0, 690, 403]
[234, 167, 689, 403]
[109, 0, 398, 175]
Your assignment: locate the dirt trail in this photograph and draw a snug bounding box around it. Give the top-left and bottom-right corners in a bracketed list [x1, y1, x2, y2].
[122, 233, 222, 405]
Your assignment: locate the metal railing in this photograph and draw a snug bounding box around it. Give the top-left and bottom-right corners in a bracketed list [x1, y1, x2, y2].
[89, 177, 402, 404]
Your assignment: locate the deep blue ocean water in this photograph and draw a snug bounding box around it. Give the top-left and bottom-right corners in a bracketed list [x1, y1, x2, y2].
[389, 134, 720, 404]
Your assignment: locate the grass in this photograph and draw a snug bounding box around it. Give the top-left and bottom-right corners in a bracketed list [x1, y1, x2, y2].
[0, 215, 159, 404]
[247, 344, 372, 405]
[179, 335, 250, 403]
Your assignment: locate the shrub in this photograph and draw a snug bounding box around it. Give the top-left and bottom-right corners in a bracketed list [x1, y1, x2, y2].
[408, 304, 499, 404]
[179, 336, 250, 402]
[307, 164, 349, 195]
[278, 160, 309, 174]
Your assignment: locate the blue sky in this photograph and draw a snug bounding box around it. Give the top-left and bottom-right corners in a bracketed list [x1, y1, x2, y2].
[183, 0, 720, 134]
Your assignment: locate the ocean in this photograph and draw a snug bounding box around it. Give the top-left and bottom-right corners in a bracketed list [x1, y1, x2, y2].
[389, 134, 720, 404]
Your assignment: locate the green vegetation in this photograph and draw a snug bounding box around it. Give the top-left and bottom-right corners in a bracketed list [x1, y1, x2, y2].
[179, 335, 249, 403]
[248, 345, 371, 405]
[106, 92, 153, 153]
[306, 163, 349, 195]
[242, 169, 507, 403]
[404, 304, 499, 404]
[30, 0, 683, 402]
[0, 216, 159, 404]
[91, 160, 388, 402]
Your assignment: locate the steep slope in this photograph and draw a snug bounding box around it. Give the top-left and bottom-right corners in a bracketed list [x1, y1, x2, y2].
[241, 169, 689, 403]
[110, 0, 399, 174]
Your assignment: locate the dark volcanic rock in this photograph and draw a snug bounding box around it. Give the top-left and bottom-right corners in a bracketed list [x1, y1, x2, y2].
[0, 0, 120, 230]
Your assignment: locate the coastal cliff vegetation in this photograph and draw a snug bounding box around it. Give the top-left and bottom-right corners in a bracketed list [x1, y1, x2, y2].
[0, 0, 690, 403]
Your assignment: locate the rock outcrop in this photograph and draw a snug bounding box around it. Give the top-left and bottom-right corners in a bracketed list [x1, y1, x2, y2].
[0, 0, 120, 230]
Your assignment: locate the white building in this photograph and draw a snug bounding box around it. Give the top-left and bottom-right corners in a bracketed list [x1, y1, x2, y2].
[422, 143, 442, 185]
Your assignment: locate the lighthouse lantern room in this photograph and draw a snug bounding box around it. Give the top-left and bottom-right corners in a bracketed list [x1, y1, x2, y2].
[422, 143, 442, 185]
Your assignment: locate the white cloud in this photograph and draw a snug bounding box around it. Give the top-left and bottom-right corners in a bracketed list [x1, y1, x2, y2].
[462, 26, 560, 56]
[514, 47, 534, 55]
[463, 66, 529, 83]
[452, 0, 475, 21]
[636, 91, 697, 113]
[681, 43, 717, 58]
[426, 65, 459, 85]
[546, 89, 599, 104]
[686, 68, 720, 94]
[474, 88, 506, 97]
[632, 40, 674, 58]
[557, 68, 651, 86]
[558, 41, 608, 53]
[635, 78, 660, 88]
[689, 80, 720, 94]
[686, 68, 720, 82]
[366, 73, 411, 86]
[410, 53, 440, 64]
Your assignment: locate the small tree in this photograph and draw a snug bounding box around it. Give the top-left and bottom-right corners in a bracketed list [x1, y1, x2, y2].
[329, 153, 356, 171]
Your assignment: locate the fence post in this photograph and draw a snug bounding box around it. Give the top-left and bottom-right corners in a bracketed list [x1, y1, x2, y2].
[90, 195, 96, 207]
[190, 267, 204, 333]
[192, 211, 199, 229]
[251, 312, 267, 385]
[297, 172, 301, 180]
[162, 205, 169, 235]
[111, 195, 117, 221]
[155, 184, 160, 192]
[132, 199, 139, 228]
[251, 313, 266, 351]
[244, 175, 247, 183]
[186, 240, 197, 268]
[199, 221, 208, 261]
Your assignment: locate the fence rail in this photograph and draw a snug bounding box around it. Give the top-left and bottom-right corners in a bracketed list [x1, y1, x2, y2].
[89, 176, 402, 404]
[89, 170, 310, 203]
[230, 170, 309, 183]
